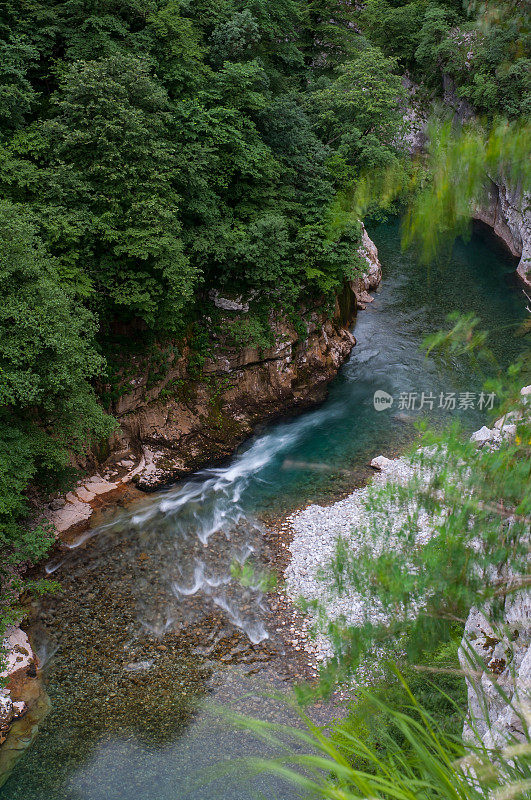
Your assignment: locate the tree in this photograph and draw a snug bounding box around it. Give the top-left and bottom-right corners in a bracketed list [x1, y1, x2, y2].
[311, 44, 407, 173]
[361, 0, 430, 68]
[38, 54, 195, 331]
[0, 200, 112, 629]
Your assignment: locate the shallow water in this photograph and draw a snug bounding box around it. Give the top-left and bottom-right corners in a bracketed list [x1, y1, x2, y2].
[1, 220, 527, 800]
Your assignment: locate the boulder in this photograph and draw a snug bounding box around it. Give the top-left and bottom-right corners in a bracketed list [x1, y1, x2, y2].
[460, 588, 531, 749]
[470, 426, 495, 447]
[0, 628, 34, 689]
[370, 455, 394, 471]
[0, 694, 13, 735]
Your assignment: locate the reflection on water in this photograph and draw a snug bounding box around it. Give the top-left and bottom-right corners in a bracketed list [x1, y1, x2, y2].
[1, 221, 527, 800]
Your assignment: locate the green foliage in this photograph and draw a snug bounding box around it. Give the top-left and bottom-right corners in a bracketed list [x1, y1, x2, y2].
[317, 396, 530, 683]
[230, 558, 278, 592]
[38, 53, 194, 330]
[404, 118, 531, 264]
[0, 200, 113, 631]
[0, 0, 396, 631]
[298, 308, 530, 687]
[447, 1, 531, 118]
[234, 679, 531, 799]
[360, 0, 530, 118]
[353, 117, 530, 268]
[311, 44, 407, 172]
[0, 0, 402, 327]
[332, 639, 467, 772]
[361, 0, 430, 68]
[224, 314, 275, 350]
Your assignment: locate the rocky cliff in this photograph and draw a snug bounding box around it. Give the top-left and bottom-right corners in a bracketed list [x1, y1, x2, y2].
[115, 292, 358, 492]
[458, 388, 531, 751]
[110, 225, 382, 494]
[459, 592, 530, 750]
[46, 227, 382, 532]
[473, 178, 531, 289]
[402, 76, 530, 290]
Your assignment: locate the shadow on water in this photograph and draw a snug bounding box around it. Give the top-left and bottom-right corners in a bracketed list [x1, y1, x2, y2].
[1, 220, 527, 800]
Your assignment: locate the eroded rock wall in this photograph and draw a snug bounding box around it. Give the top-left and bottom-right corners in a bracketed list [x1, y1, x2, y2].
[459, 594, 531, 749]
[473, 178, 531, 288]
[116, 295, 358, 491]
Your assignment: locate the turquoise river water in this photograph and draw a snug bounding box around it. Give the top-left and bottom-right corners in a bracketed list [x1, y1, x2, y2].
[1, 220, 528, 800]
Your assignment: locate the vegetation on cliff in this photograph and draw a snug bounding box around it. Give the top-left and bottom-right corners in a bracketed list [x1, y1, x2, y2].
[0, 0, 407, 633]
[0, 0, 529, 660]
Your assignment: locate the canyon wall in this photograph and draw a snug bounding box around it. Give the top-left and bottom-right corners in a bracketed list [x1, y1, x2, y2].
[47, 227, 381, 532]
[404, 75, 530, 290]
[114, 291, 358, 491]
[473, 178, 531, 289]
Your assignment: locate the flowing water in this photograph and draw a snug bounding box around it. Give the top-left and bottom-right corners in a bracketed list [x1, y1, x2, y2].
[1, 221, 528, 800]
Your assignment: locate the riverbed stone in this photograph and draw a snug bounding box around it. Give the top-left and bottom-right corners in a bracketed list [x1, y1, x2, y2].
[0, 628, 34, 686]
[470, 425, 495, 446]
[83, 477, 118, 495]
[50, 498, 93, 533]
[11, 702, 27, 719]
[0, 695, 13, 734]
[370, 455, 394, 471]
[76, 487, 96, 503]
[48, 498, 66, 511]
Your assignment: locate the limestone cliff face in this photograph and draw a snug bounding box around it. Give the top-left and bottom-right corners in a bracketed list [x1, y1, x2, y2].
[459, 593, 531, 750]
[113, 291, 358, 491]
[400, 76, 530, 289]
[442, 74, 530, 284]
[44, 230, 382, 532]
[351, 222, 383, 308]
[458, 386, 531, 750]
[109, 230, 383, 492]
[473, 178, 531, 288]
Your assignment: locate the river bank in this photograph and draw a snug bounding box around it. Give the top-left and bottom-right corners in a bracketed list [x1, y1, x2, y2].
[0, 226, 382, 773]
[41, 223, 381, 537]
[281, 388, 530, 748]
[1, 220, 527, 800]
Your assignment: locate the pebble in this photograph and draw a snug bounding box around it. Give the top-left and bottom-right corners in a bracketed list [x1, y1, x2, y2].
[283, 419, 516, 664]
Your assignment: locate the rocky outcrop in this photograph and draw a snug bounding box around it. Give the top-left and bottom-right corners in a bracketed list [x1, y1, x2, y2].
[399, 75, 530, 290]
[458, 386, 530, 749]
[400, 76, 429, 154]
[459, 595, 530, 749]
[0, 627, 50, 787]
[452, 391, 531, 754]
[44, 230, 382, 530]
[473, 178, 531, 288]
[439, 77, 530, 288]
[0, 628, 37, 744]
[118, 296, 359, 491]
[351, 223, 382, 309]
[118, 233, 381, 491]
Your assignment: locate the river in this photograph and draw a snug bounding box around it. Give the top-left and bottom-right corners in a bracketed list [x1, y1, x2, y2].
[1, 220, 527, 800]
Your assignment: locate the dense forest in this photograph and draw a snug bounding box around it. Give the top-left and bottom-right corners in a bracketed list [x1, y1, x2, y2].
[0, 1, 529, 627]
